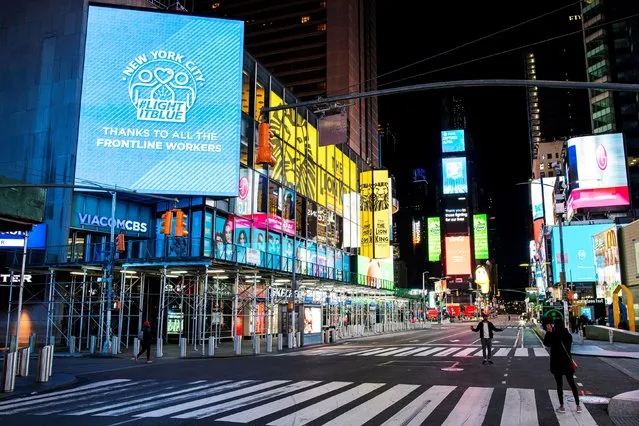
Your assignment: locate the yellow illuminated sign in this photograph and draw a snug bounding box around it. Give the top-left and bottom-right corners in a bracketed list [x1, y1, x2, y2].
[360, 170, 391, 259]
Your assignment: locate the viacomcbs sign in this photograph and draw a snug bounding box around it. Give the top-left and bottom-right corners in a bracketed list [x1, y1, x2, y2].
[77, 213, 148, 233]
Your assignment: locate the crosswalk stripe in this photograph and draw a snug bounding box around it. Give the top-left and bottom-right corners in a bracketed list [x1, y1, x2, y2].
[323, 384, 419, 426]
[381, 385, 456, 426]
[87, 381, 245, 417]
[346, 348, 388, 356]
[515, 348, 528, 357]
[454, 347, 479, 357]
[267, 383, 384, 426]
[434, 347, 462, 357]
[500, 388, 538, 426]
[548, 390, 598, 426]
[413, 347, 446, 356]
[0, 380, 141, 415]
[217, 381, 351, 423]
[442, 387, 493, 426]
[134, 380, 289, 418]
[174, 381, 320, 419]
[533, 348, 549, 357]
[0, 379, 130, 408]
[376, 347, 416, 356]
[359, 347, 400, 356]
[475, 349, 491, 357]
[495, 348, 511, 357]
[395, 347, 430, 357]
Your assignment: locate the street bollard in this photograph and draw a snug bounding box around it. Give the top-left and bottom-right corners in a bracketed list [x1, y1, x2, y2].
[179, 338, 187, 358]
[2, 351, 17, 392]
[69, 336, 76, 354]
[266, 334, 273, 353]
[207, 336, 215, 357]
[19, 347, 30, 377]
[296, 332, 301, 348]
[321, 331, 325, 344]
[156, 338, 163, 358]
[287, 333, 294, 349]
[9, 336, 16, 353]
[111, 336, 119, 355]
[277, 333, 283, 351]
[252, 336, 260, 355]
[36, 346, 50, 383]
[133, 338, 140, 358]
[89, 336, 96, 354]
[47, 344, 54, 378]
[234, 336, 241, 355]
[609, 328, 614, 344]
[29, 334, 35, 353]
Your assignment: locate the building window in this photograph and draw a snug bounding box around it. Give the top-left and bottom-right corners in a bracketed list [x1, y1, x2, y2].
[317, 23, 327, 31]
[241, 72, 250, 115]
[211, 2, 220, 8]
[547, 153, 552, 159]
[301, 16, 310, 24]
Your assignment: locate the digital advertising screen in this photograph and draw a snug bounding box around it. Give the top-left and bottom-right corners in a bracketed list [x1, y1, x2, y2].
[356, 255, 394, 290]
[442, 157, 468, 195]
[427, 217, 441, 262]
[530, 177, 557, 223]
[593, 226, 622, 303]
[444, 197, 468, 234]
[445, 236, 471, 276]
[441, 130, 465, 153]
[566, 134, 629, 213]
[473, 214, 489, 260]
[76, 6, 244, 196]
[550, 223, 611, 284]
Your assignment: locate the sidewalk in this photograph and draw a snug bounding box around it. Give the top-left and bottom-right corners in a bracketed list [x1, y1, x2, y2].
[570, 333, 639, 359]
[0, 371, 76, 400]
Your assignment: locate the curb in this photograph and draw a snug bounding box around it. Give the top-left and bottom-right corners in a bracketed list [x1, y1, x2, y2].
[609, 390, 639, 425]
[0, 374, 78, 400]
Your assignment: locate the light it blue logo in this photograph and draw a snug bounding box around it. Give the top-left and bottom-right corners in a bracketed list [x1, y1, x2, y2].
[123, 50, 205, 124]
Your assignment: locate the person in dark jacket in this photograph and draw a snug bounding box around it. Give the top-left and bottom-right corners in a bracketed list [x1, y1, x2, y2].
[135, 321, 153, 363]
[544, 318, 581, 413]
[470, 313, 503, 364]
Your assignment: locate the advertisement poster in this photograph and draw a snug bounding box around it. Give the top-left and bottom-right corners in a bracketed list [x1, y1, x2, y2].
[359, 170, 391, 259]
[445, 236, 471, 276]
[530, 177, 557, 223]
[304, 306, 322, 334]
[473, 214, 489, 259]
[267, 231, 282, 270]
[76, 6, 244, 196]
[234, 217, 250, 263]
[427, 217, 442, 262]
[441, 130, 465, 153]
[442, 157, 468, 195]
[215, 216, 234, 261]
[593, 226, 621, 303]
[235, 168, 255, 217]
[475, 265, 490, 294]
[567, 134, 630, 213]
[203, 212, 213, 257]
[252, 228, 266, 267]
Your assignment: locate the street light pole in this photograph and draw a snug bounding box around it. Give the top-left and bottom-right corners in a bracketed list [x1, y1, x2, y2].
[421, 271, 428, 321]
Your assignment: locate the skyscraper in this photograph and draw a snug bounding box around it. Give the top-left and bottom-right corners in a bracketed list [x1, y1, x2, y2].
[581, 0, 639, 207]
[196, 0, 380, 168]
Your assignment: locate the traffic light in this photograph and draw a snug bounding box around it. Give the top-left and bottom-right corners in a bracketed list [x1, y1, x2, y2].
[160, 210, 173, 235]
[256, 122, 276, 166]
[115, 233, 125, 252]
[175, 209, 188, 237]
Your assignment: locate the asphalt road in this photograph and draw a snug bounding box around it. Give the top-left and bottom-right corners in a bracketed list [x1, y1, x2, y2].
[1, 320, 638, 426]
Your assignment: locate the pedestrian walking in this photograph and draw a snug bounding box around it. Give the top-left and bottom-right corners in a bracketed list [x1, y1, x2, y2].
[135, 321, 153, 364]
[544, 318, 581, 413]
[470, 313, 503, 364]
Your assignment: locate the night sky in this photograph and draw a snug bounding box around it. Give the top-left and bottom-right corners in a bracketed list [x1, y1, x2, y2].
[376, 0, 581, 288]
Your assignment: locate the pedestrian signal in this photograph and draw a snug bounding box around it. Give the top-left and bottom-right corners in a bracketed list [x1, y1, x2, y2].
[256, 122, 276, 166]
[115, 233, 125, 252]
[160, 210, 173, 235]
[175, 209, 188, 237]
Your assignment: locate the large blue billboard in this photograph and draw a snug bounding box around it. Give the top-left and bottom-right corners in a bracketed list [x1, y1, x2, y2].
[441, 130, 465, 153]
[550, 223, 611, 283]
[442, 157, 468, 195]
[75, 6, 244, 196]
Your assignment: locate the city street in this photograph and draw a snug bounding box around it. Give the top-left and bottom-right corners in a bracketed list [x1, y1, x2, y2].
[1, 321, 637, 425]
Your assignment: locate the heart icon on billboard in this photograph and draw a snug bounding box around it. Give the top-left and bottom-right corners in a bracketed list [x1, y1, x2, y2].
[154, 68, 175, 85]
[595, 144, 608, 171]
